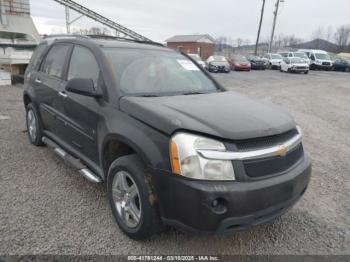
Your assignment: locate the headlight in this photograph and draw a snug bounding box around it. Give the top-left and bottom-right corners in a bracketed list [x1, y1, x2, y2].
[170, 132, 235, 180]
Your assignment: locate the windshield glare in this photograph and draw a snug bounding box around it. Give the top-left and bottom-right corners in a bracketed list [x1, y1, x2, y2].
[315, 53, 330, 60]
[189, 54, 202, 62]
[103, 48, 218, 96]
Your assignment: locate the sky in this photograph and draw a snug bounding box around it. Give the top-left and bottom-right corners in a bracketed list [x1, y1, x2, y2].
[30, 0, 350, 44]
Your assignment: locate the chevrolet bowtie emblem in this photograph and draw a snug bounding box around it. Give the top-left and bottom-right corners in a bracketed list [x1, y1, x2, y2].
[278, 146, 288, 157]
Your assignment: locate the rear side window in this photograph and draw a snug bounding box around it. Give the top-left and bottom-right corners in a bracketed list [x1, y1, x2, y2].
[42, 44, 71, 79]
[68, 46, 100, 87]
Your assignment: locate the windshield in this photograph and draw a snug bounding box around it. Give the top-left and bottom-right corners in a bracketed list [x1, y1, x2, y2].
[249, 56, 260, 60]
[212, 56, 227, 62]
[315, 53, 330, 60]
[233, 55, 248, 62]
[103, 48, 219, 96]
[293, 52, 308, 59]
[290, 58, 305, 64]
[271, 54, 282, 59]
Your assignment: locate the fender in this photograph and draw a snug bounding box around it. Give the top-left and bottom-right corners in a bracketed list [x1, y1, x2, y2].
[98, 109, 171, 179]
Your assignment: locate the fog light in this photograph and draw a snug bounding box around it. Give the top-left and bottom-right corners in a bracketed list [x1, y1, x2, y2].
[211, 198, 228, 214]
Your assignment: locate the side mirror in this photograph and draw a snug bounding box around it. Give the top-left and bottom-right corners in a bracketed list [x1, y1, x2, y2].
[66, 78, 102, 98]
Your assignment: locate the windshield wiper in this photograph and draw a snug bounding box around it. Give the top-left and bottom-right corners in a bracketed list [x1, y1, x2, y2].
[182, 91, 205, 95]
[139, 94, 159, 97]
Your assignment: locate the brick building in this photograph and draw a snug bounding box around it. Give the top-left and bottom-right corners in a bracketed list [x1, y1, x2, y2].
[166, 34, 215, 60]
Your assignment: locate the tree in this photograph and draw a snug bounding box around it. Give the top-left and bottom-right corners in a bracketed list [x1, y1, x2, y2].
[334, 25, 350, 51]
[312, 26, 325, 40]
[236, 38, 243, 48]
[326, 26, 334, 42]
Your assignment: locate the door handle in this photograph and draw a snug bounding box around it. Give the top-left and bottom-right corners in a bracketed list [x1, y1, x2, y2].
[35, 78, 42, 84]
[59, 91, 68, 98]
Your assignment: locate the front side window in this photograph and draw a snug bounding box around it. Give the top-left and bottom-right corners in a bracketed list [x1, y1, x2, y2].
[103, 48, 219, 96]
[42, 44, 70, 79]
[68, 46, 100, 87]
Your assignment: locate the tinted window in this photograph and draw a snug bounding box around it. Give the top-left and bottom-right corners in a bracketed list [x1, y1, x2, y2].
[42, 44, 70, 78]
[68, 46, 100, 87]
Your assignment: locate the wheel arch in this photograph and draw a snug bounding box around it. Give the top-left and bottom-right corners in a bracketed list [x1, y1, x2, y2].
[101, 134, 153, 179]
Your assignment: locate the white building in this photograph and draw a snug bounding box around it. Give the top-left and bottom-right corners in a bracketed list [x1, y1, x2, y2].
[0, 0, 40, 82]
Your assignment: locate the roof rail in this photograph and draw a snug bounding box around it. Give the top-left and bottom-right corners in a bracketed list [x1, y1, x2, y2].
[86, 34, 165, 47]
[42, 34, 165, 47]
[43, 34, 90, 40]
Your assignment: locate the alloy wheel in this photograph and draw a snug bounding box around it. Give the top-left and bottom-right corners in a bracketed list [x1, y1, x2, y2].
[27, 110, 37, 141]
[112, 171, 141, 228]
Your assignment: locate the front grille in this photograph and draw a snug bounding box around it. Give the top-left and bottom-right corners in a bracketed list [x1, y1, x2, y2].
[235, 129, 298, 152]
[243, 144, 304, 178]
[322, 62, 331, 66]
[296, 66, 307, 70]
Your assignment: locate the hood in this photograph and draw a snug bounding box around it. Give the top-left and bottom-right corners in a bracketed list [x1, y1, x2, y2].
[120, 91, 296, 140]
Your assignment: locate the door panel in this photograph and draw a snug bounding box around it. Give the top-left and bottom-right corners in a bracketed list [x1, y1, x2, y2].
[37, 44, 72, 140]
[59, 45, 102, 163]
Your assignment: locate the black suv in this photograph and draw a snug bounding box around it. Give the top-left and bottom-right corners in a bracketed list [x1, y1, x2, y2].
[23, 35, 311, 239]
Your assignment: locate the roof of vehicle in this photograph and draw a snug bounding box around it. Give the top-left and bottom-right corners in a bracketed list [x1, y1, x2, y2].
[41, 34, 169, 51]
[298, 49, 328, 54]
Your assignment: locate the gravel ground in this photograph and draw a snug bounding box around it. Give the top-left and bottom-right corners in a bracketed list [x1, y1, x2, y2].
[0, 70, 349, 255]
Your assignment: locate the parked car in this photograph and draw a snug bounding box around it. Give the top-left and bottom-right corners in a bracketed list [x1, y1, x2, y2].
[228, 55, 251, 71]
[247, 55, 266, 70]
[298, 49, 332, 70]
[206, 56, 231, 73]
[261, 53, 283, 69]
[188, 53, 206, 68]
[279, 52, 311, 65]
[332, 57, 350, 72]
[280, 57, 309, 74]
[23, 35, 311, 239]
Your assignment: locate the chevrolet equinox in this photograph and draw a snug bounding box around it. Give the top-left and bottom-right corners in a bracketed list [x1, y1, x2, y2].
[23, 35, 312, 239]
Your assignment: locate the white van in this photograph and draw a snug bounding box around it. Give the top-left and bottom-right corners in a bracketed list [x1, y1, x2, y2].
[297, 49, 332, 70]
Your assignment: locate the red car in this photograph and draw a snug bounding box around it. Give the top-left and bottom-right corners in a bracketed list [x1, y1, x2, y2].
[228, 55, 251, 71]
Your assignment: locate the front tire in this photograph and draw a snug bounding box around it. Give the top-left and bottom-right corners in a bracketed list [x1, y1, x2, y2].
[26, 103, 44, 146]
[107, 154, 163, 240]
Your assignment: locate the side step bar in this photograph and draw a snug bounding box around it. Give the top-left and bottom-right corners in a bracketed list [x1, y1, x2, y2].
[42, 137, 102, 183]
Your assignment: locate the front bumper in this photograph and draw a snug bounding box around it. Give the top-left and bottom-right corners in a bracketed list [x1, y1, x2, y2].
[312, 64, 332, 70]
[151, 154, 311, 233]
[251, 64, 266, 69]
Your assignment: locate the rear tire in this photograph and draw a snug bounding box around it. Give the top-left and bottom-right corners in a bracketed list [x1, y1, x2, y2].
[26, 103, 44, 146]
[107, 154, 164, 240]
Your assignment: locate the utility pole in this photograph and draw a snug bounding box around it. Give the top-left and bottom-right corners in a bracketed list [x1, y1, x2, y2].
[268, 0, 284, 53]
[255, 0, 266, 55]
[65, 6, 70, 33]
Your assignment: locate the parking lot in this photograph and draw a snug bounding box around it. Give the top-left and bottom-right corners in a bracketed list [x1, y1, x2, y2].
[0, 70, 349, 255]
